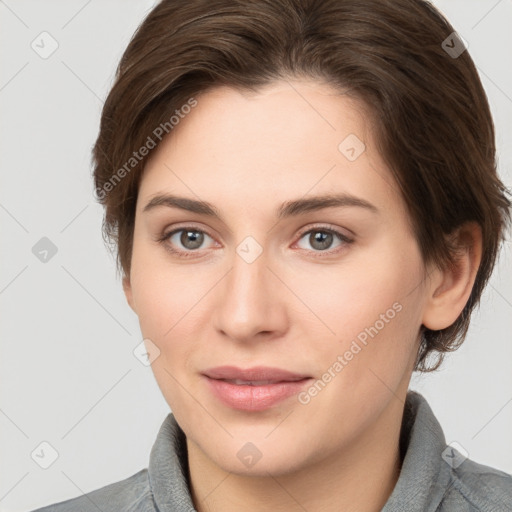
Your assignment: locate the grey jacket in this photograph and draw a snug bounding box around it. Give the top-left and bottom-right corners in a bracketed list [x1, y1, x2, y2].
[31, 391, 512, 511]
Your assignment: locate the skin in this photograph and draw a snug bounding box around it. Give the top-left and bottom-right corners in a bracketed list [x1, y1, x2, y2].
[123, 79, 482, 512]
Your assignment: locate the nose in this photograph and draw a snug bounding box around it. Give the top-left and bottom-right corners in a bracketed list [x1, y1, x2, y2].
[212, 243, 289, 344]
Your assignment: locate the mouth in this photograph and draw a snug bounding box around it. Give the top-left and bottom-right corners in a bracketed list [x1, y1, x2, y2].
[219, 378, 303, 386]
[203, 365, 310, 382]
[202, 366, 313, 411]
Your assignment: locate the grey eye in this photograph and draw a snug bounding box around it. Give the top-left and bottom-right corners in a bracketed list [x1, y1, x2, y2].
[297, 230, 344, 251]
[170, 229, 210, 250]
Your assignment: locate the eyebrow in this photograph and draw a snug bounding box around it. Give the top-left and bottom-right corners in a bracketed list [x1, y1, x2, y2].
[142, 193, 379, 219]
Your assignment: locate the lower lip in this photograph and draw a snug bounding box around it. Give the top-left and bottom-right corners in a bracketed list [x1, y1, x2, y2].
[204, 376, 312, 411]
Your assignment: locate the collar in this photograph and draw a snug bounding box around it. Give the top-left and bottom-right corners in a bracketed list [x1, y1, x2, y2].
[148, 391, 448, 511]
[382, 390, 450, 511]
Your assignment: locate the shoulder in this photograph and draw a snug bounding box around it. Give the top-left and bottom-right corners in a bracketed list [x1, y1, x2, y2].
[440, 453, 512, 511]
[29, 468, 155, 512]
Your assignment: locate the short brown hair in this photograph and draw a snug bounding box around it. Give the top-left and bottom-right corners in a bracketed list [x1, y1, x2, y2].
[92, 0, 511, 372]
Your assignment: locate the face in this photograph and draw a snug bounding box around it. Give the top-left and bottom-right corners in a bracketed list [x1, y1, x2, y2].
[124, 79, 430, 476]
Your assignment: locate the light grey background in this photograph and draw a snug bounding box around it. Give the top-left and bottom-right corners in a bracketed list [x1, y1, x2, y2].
[0, 1, 511, 510]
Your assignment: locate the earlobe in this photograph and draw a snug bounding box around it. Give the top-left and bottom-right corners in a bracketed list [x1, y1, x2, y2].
[421, 222, 482, 331]
[122, 274, 136, 313]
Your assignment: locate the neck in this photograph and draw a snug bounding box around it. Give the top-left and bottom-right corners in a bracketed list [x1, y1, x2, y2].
[186, 396, 406, 512]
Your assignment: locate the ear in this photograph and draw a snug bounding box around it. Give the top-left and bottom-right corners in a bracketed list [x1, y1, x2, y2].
[422, 222, 482, 331]
[123, 273, 136, 313]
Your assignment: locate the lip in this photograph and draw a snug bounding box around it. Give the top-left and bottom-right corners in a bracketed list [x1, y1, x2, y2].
[203, 365, 310, 382]
[202, 366, 312, 411]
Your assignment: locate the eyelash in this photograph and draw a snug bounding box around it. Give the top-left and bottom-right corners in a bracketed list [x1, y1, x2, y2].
[156, 224, 354, 259]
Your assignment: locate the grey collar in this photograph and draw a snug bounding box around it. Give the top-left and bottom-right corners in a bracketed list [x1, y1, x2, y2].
[148, 391, 448, 511]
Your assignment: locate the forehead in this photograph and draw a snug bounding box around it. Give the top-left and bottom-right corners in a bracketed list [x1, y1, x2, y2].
[169, 80, 372, 156]
[138, 80, 403, 220]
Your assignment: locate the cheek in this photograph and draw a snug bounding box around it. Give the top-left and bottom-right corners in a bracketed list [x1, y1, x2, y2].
[129, 255, 208, 413]
[292, 247, 422, 344]
[130, 237, 207, 338]
[291, 256, 424, 448]
[129, 242, 230, 395]
[295, 241, 425, 389]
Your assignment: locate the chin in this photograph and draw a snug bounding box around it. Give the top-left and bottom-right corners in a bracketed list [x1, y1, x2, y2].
[194, 429, 319, 477]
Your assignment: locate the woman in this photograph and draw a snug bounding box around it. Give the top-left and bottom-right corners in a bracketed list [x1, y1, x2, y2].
[32, 0, 512, 510]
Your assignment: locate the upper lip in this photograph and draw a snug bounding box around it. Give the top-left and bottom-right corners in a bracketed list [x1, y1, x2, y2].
[203, 366, 310, 382]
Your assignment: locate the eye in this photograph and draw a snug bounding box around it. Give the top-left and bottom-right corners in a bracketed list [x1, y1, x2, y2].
[158, 227, 215, 258]
[157, 224, 353, 259]
[295, 226, 353, 255]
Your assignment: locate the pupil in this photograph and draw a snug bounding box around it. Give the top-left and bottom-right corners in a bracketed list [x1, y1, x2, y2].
[312, 231, 332, 250]
[181, 230, 203, 249]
